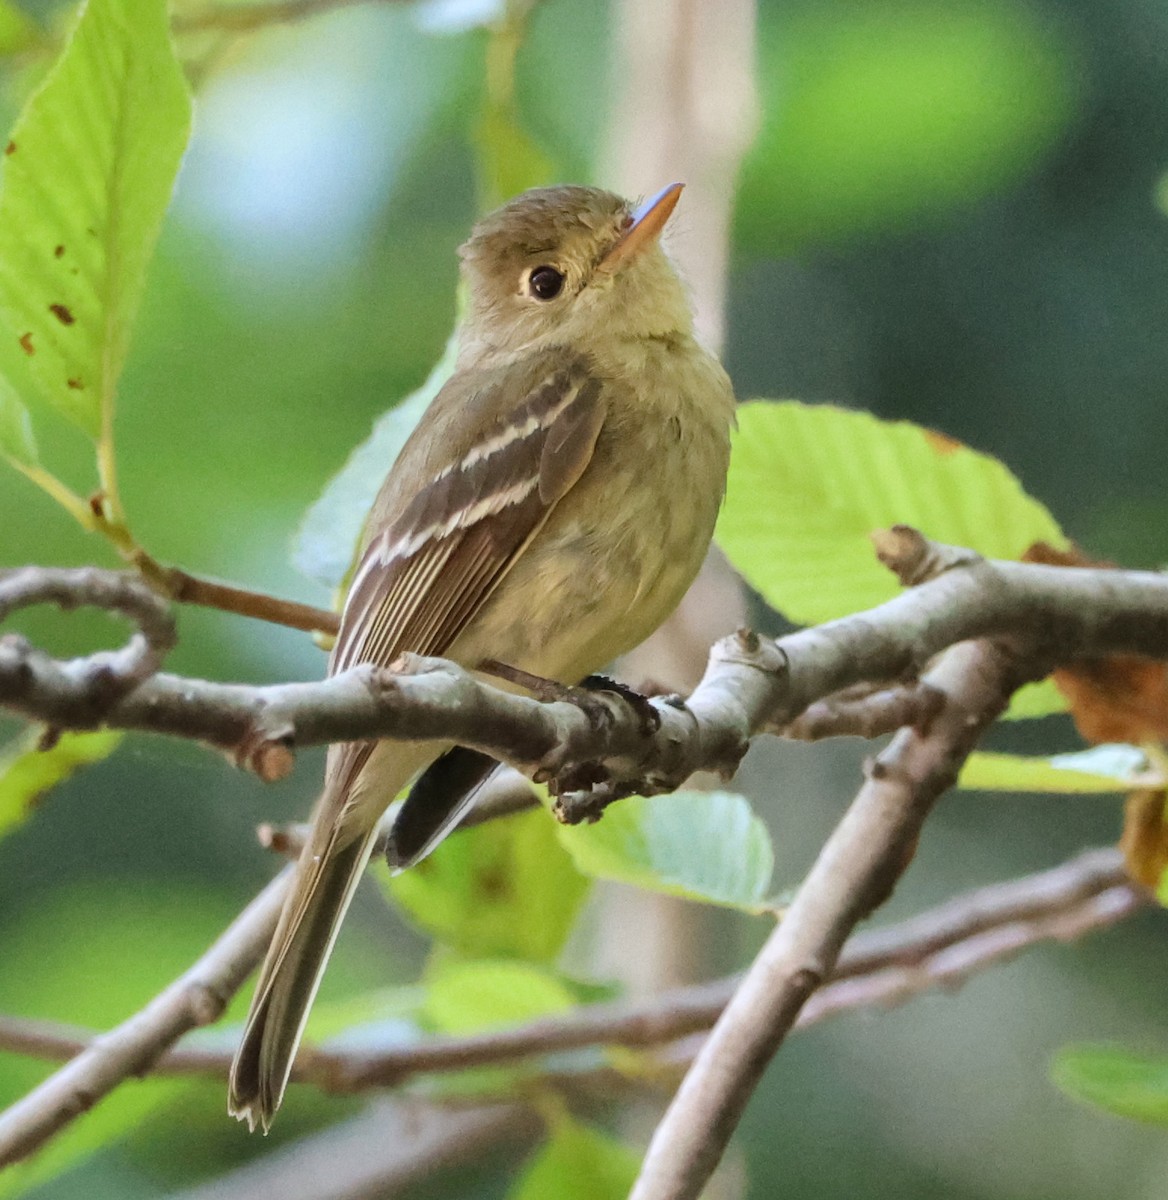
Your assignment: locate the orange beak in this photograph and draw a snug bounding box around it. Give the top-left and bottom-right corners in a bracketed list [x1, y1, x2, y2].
[596, 182, 683, 274]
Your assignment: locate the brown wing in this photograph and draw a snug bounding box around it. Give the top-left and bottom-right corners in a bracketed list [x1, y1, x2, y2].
[331, 355, 605, 683]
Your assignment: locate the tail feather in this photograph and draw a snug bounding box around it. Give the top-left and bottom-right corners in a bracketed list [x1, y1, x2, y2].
[386, 746, 499, 871]
[228, 824, 378, 1132]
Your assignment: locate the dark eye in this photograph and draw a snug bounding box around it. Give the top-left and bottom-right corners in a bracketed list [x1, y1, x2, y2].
[528, 265, 565, 300]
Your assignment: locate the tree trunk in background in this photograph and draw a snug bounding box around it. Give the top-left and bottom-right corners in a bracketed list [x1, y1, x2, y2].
[594, 0, 759, 1008]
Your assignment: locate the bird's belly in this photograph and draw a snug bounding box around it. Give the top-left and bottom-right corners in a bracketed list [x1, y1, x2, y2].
[452, 340, 733, 685]
[459, 463, 719, 683]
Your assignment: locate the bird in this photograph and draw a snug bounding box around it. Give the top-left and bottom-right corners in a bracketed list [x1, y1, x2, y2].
[228, 182, 737, 1131]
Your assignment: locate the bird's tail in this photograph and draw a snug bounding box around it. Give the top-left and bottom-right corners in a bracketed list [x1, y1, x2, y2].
[229, 737, 467, 1130]
[227, 812, 378, 1133]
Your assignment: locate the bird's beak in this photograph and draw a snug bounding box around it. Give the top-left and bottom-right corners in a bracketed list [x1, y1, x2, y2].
[596, 182, 683, 275]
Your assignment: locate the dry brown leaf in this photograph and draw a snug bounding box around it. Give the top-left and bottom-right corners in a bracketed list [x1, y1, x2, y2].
[1119, 789, 1168, 892]
[1022, 542, 1168, 744]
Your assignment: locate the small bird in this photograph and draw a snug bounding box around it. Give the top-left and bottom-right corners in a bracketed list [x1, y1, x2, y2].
[228, 182, 736, 1130]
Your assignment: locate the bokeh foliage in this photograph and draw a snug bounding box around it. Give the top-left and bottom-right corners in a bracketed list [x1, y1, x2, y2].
[0, 0, 1167, 1196]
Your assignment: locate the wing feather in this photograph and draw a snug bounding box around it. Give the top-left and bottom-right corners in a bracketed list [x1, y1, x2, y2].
[330, 355, 606, 683]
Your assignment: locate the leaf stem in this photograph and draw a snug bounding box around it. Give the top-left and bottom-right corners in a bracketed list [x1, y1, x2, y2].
[95, 425, 125, 525]
[9, 455, 337, 635]
[7, 460, 98, 532]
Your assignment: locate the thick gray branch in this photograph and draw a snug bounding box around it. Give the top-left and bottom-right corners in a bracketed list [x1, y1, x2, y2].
[3, 542, 1168, 810]
[629, 637, 1029, 1200]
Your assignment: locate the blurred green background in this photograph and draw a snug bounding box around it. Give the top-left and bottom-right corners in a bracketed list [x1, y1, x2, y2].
[1, 0, 1167, 1195]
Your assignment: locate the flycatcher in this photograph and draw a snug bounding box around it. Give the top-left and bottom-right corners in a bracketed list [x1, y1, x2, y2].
[228, 182, 736, 1130]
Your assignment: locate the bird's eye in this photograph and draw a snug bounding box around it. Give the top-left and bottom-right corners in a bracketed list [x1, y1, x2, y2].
[527, 265, 565, 300]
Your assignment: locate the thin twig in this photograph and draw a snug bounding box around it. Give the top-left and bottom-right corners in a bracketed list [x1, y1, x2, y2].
[0, 567, 175, 725]
[164, 1100, 541, 1200]
[160, 566, 338, 636]
[0, 850, 1139, 1091]
[781, 680, 945, 741]
[0, 868, 292, 1168]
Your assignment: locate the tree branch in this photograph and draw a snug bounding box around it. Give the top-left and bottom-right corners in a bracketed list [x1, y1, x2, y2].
[628, 636, 1028, 1200]
[158, 565, 338, 637]
[780, 679, 946, 741]
[4, 536, 1168, 810]
[164, 1100, 541, 1200]
[0, 536, 1162, 1170]
[0, 849, 1140, 1092]
[0, 868, 291, 1168]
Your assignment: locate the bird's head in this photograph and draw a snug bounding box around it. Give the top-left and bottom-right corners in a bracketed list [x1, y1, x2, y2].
[457, 183, 691, 361]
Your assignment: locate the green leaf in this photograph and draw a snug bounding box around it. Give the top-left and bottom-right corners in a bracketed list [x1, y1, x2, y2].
[1003, 677, 1068, 721]
[424, 957, 576, 1035]
[0, 368, 35, 464]
[301, 985, 426, 1044]
[509, 1120, 641, 1200]
[957, 745, 1148, 794]
[293, 330, 458, 591]
[1052, 1045, 1168, 1125]
[0, 0, 191, 437]
[383, 807, 591, 962]
[716, 401, 1066, 626]
[555, 791, 774, 911]
[0, 727, 122, 841]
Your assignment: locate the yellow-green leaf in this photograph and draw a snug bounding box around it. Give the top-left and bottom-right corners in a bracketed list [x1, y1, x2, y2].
[957, 745, 1148, 794]
[0, 0, 191, 437]
[736, 2, 1075, 251]
[424, 957, 575, 1035]
[508, 1120, 641, 1200]
[1052, 1045, 1168, 1126]
[717, 401, 1067, 626]
[554, 790, 774, 912]
[1003, 677, 1067, 721]
[0, 727, 122, 841]
[383, 806, 591, 962]
[477, 105, 557, 212]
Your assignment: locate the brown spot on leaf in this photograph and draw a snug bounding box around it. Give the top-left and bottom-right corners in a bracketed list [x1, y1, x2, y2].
[88, 491, 106, 519]
[54, 245, 65, 258]
[66, 377, 83, 390]
[924, 428, 962, 456]
[18, 332, 33, 355]
[48, 303, 75, 326]
[4, 141, 15, 156]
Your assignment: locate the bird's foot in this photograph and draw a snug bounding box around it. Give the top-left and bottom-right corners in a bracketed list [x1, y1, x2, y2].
[479, 660, 662, 736]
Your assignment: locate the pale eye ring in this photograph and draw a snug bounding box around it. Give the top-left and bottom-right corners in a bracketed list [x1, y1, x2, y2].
[526, 264, 565, 300]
